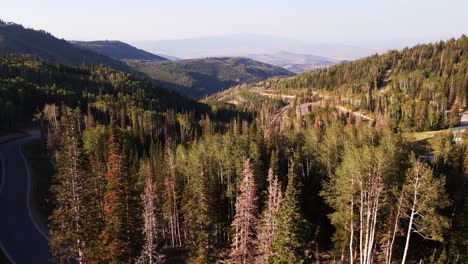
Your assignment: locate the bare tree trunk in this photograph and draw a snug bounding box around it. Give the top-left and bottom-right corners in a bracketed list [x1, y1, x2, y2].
[350, 194, 354, 264]
[402, 177, 418, 264]
[359, 181, 364, 264]
[386, 197, 402, 264]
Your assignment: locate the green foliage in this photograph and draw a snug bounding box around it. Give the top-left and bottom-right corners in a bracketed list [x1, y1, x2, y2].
[0, 56, 209, 130]
[402, 157, 450, 242]
[2, 35, 467, 263]
[259, 36, 468, 131]
[0, 22, 131, 71]
[49, 108, 102, 263]
[269, 157, 307, 263]
[128, 57, 293, 98]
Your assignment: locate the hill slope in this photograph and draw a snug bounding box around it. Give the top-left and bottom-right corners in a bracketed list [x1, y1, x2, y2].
[247, 51, 339, 73]
[0, 56, 208, 129]
[220, 36, 468, 132]
[128, 57, 294, 98]
[71, 40, 168, 62]
[0, 21, 131, 72]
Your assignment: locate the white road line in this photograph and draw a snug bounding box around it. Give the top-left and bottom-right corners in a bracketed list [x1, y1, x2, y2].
[20, 138, 51, 241]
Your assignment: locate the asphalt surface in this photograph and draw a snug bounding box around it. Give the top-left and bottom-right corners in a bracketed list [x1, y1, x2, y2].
[0, 131, 52, 264]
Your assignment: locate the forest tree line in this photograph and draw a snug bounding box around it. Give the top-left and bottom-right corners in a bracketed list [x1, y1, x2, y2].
[44, 103, 467, 263]
[264, 35, 468, 132]
[0, 36, 467, 263]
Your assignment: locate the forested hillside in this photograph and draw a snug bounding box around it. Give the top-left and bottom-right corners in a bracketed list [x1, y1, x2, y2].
[71, 40, 168, 62]
[0, 20, 132, 72]
[128, 57, 293, 99]
[265, 36, 468, 131]
[0, 37, 466, 264]
[0, 55, 211, 130]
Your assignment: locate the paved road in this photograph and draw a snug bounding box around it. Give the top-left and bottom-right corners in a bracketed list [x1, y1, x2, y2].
[0, 131, 52, 264]
[252, 88, 374, 123]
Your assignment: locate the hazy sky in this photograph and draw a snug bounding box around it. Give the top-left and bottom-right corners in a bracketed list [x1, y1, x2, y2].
[2, 0, 467, 49]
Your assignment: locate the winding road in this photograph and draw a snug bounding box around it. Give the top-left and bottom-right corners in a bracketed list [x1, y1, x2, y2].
[0, 131, 52, 264]
[258, 88, 374, 130]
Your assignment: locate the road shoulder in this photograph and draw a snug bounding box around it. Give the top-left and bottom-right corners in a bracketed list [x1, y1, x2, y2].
[20, 139, 53, 241]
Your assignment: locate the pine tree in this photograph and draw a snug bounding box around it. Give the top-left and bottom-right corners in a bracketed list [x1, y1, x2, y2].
[230, 159, 260, 264]
[100, 126, 132, 263]
[162, 147, 182, 247]
[257, 168, 283, 263]
[136, 161, 165, 264]
[86, 104, 95, 129]
[187, 175, 215, 263]
[269, 158, 306, 264]
[183, 166, 215, 263]
[49, 108, 99, 263]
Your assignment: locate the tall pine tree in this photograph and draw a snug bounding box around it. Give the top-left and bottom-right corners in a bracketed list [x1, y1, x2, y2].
[269, 157, 307, 264]
[230, 159, 260, 264]
[257, 168, 283, 263]
[136, 160, 165, 264]
[49, 108, 100, 263]
[101, 126, 133, 263]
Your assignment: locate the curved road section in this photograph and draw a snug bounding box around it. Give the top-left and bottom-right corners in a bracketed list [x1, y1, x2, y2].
[0, 131, 52, 264]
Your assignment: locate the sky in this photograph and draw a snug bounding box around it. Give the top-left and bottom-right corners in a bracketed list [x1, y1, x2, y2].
[2, 0, 468, 50]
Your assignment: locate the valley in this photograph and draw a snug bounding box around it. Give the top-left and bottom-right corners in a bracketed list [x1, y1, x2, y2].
[0, 6, 467, 264]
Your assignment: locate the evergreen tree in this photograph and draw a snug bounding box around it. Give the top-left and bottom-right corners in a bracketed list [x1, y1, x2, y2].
[101, 126, 133, 263]
[49, 108, 100, 263]
[136, 161, 165, 264]
[230, 159, 260, 264]
[269, 158, 306, 263]
[162, 147, 182, 247]
[257, 168, 283, 263]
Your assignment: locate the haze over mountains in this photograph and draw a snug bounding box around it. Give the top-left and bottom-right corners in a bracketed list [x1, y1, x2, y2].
[71, 40, 168, 62]
[0, 20, 297, 99]
[248, 51, 340, 73]
[128, 57, 293, 98]
[70, 39, 294, 98]
[133, 33, 375, 60]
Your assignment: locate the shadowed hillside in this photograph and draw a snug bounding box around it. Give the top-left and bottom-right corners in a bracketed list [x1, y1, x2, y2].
[71, 40, 168, 62]
[128, 57, 294, 98]
[0, 21, 132, 72]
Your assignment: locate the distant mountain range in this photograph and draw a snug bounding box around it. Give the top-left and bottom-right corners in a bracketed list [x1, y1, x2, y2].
[71, 40, 296, 98]
[133, 33, 375, 60]
[0, 21, 132, 72]
[157, 54, 180, 61]
[127, 57, 293, 98]
[247, 51, 340, 73]
[0, 22, 310, 99]
[71, 40, 168, 62]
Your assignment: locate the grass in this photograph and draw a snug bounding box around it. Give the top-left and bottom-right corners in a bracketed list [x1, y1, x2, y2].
[405, 126, 467, 142]
[21, 139, 55, 220]
[405, 129, 450, 142]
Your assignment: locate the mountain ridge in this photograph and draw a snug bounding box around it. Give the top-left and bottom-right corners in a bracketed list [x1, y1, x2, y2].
[71, 40, 168, 62]
[127, 56, 294, 99]
[133, 33, 375, 60]
[0, 21, 132, 72]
